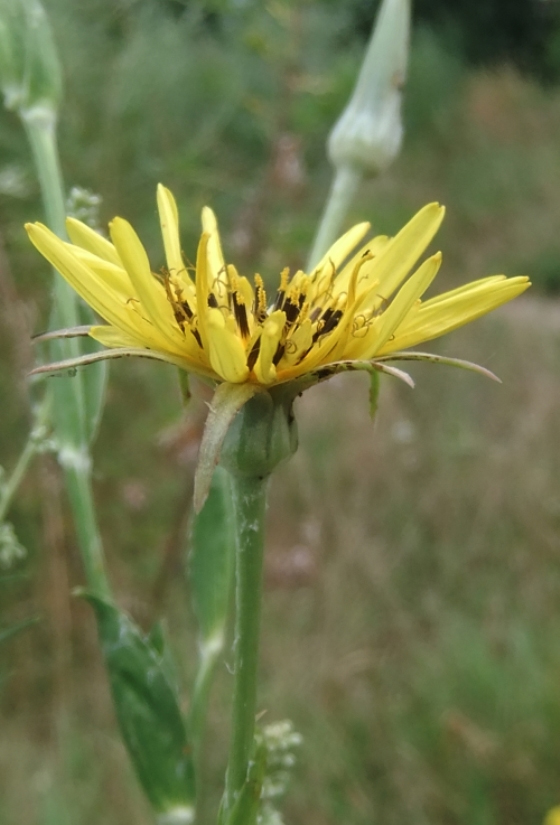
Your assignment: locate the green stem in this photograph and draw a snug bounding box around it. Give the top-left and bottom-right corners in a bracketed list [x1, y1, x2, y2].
[64, 463, 111, 599]
[0, 434, 38, 525]
[306, 164, 363, 271]
[22, 107, 81, 333]
[21, 106, 110, 601]
[224, 473, 268, 812]
[22, 106, 66, 237]
[0, 396, 51, 524]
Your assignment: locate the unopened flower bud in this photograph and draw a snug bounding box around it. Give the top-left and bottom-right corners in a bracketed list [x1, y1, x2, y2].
[0, 0, 62, 115]
[328, 0, 410, 176]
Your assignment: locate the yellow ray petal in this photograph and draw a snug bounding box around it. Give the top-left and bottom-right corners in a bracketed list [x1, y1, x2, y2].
[379, 276, 530, 354]
[363, 252, 441, 358]
[109, 217, 183, 349]
[253, 310, 286, 385]
[157, 184, 196, 296]
[195, 232, 211, 354]
[26, 223, 149, 341]
[66, 245, 132, 300]
[202, 206, 227, 290]
[311, 222, 370, 279]
[206, 308, 249, 383]
[279, 318, 313, 368]
[66, 217, 122, 266]
[353, 203, 445, 307]
[331, 234, 390, 301]
[90, 324, 213, 375]
[89, 325, 149, 349]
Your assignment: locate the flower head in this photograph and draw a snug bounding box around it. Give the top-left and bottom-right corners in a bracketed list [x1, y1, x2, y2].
[328, 0, 410, 176]
[26, 184, 529, 392]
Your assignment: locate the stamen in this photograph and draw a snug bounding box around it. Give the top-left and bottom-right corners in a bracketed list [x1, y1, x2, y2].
[283, 297, 301, 327]
[162, 269, 195, 332]
[253, 274, 268, 324]
[247, 337, 261, 371]
[272, 342, 285, 365]
[273, 267, 291, 310]
[207, 293, 219, 309]
[232, 290, 251, 339]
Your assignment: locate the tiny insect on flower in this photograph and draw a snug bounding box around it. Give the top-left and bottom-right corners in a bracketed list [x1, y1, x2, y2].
[25, 184, 530, 391]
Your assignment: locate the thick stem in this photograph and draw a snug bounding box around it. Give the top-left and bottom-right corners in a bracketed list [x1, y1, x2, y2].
[224, 473, 268, 811]
[306, 164, 363, 272]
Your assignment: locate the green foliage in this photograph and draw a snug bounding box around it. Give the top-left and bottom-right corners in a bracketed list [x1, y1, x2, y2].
[83, 594, 195, 816]
[189, 465, 235, 648]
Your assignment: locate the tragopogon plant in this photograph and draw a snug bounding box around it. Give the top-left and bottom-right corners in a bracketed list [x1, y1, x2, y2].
[3, 0, 533, 822]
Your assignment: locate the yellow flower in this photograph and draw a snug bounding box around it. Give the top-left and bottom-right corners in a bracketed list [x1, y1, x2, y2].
[26, 183, 529, 389]
[545, 807, 560, 825]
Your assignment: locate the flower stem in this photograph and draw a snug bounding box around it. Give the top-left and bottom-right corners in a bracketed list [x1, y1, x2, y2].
[0, 432, 38, 525]
[21, 106, 110, 600]
[64, 462, 111, 599]
[22, 107, 81, 334]
[224, 473, 268, 812]
[306, 164, 362, 271]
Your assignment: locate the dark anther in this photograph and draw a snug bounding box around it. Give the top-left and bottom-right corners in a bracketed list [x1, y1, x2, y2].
[272, 342, 285, 366]
[284, 298, 301, 327]
[181, 300, 193, 320]
[322, 309, 342, 335]
[232, 292, 251, 338]
[207, 293, 219, 308]
[173, 310, 185, 330]
[192, 328, 203, 348]
[247, 338, 261, 371]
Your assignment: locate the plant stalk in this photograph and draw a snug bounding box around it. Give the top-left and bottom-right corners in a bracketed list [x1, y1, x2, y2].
[306, 163, 362, 271]
[21, 106, 110, 599]
[224, 473, 268, 812]
[0, 432, 38, 524]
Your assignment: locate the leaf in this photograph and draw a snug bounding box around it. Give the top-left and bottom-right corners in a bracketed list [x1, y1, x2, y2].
[81, 594, 195, 815]
[194, 382, 258, 513]
[189, 465, 235, 649]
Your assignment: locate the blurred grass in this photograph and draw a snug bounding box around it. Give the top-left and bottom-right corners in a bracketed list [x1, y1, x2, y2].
[2, 1, 560, 824]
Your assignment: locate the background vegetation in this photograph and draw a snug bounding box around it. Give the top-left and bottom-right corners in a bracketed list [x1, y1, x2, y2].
[1, 1, 560, 823]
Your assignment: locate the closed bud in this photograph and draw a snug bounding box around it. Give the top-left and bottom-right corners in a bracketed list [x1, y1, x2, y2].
[328, 0, 410, 176]
[0, 0, 62, 115]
